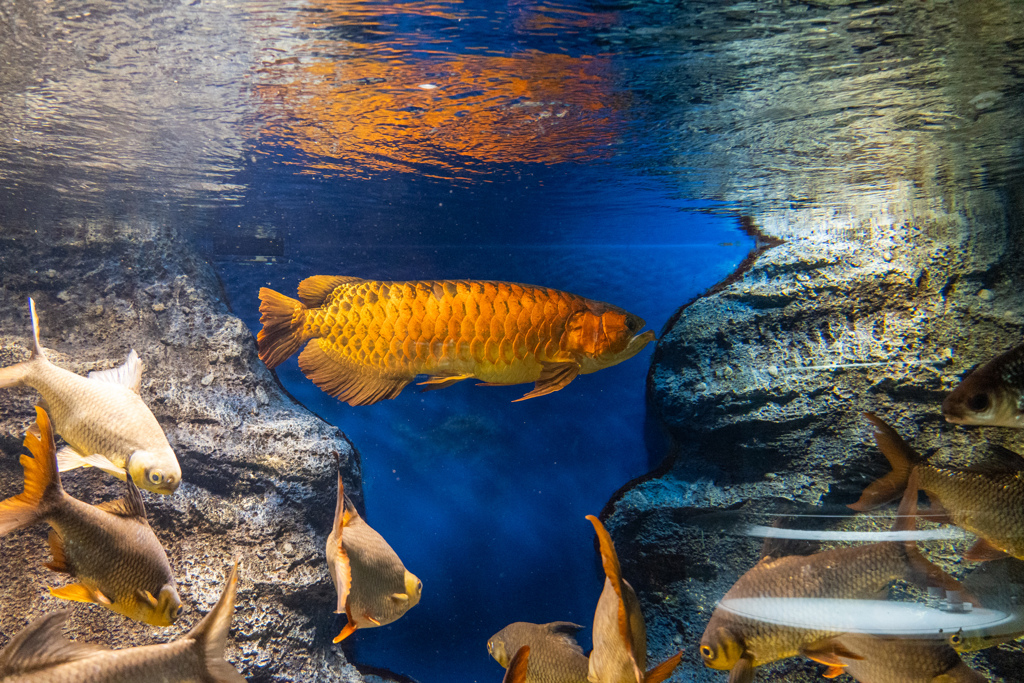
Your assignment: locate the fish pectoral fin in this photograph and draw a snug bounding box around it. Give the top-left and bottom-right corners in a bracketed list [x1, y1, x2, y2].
[50, 583, 112, 606]
[390, 592, 410, 603]
[88, 349, 143, 394]
[964, 537, 1011, 562]
[727, 657, 754, 683]
[503, 646, 530, 683]
[298, 341, 411, 407]
[644, 652, 683, 683]
[45, 530, 70, 573]
[801, 638, 863, 666]
[56, 448, 126, 480]
[333, 618, 358, 643]
[364, 613, 382, 626]
[137, 589, 159, 608]
[417, 374, 473, 392]
[513, 362, 580, 402]
[823, 665, 846, 679]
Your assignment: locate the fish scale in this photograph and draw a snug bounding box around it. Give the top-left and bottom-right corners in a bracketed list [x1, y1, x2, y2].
[487, 622, 590, 683]
[918, 467, 1024, 558]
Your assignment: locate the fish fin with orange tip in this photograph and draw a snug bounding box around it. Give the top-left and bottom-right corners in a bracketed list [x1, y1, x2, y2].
[823, 666, 846, 679]
[849, 412, 921, 512]
[417, 374, 473, 392]
[513, 362, 580, 402]
[95, 471, 147, 521]
[365, 613, 382, 626]
[333, 615, 358, 643]
[0, 611, 107, 675]
[0, 407, 65, 536]
[296, 276, 364, 308]
[586, 514, 643, 683]
[964, 538, 1011, 562]
[50, 583, 112, 606]
[184, 561, 246, 683]
[45, 530, 70, 574]
[800, 637, 863, 666]
[727, 657, 754, 683]
[256, 287, 307, 369]
[298, 341, 411, 406]
[502, 645, 530, 683]
[644, 651, 683, 683]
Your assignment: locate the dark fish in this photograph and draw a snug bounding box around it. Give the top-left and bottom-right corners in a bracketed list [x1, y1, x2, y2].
[586, 515, 682, 683]
[487, 622, 589, 683]
[803, 633, 987, 683]
[699, 491, 970, 683]
[327, 473, 421, 642]
[0, 299, 180, 494]
[943, 341, 1024, 427]
[0, 562, 244, 682]
[850, 412, 1024, 562]
[0, 407, 180, 626]
[257, 276, 654, 406]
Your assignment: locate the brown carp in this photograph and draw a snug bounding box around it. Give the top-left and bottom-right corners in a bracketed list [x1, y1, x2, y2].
[0, 300, 180, 494]
[487, 622, 589, 683]
[0, 407, 181, 626]
[943, 341, 1024, 427]
[0, 562, 244, 683]
[802, 632, 987, 683]
[256, 276, 655, 406]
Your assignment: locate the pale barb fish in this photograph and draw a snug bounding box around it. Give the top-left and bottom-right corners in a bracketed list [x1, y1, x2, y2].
[0, 299, 181, 494]
[943, 340, 1024, 427]
[0, 562, 245, 683]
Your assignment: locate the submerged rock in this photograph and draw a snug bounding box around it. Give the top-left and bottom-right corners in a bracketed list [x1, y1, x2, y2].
[607, 187, 1024, 682]
[0, 222, 364, 682]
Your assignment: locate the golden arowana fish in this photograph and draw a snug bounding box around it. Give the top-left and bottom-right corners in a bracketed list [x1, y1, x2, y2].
[0, 300, 181, 494]
[586, 515, 682, 683]
[698, 493, 970, 683]
[487, 622, 589, 683]
[327, 472, 421, 642]
[256, 276, 655, 406]
[850, 412, 1024, 562]
[943, 341, 1024, 427]
[0, 407, 181, 626]
[801, 633, 986, 683]
[0, 563, 244, 683]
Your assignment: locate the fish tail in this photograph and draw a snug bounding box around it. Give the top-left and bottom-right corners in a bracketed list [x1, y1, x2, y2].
[186, 561, 246, 683]
[0, 298, 46, 389]
[256, 288, 308, 369]
[847, 412, 921, 512]
[0, 406, 64, 536]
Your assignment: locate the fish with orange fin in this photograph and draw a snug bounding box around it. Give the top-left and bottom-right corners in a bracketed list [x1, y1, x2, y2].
[0, 407, 181, 627]
[943, 341, 1024, 427]
[487, 622, 590, 683]
[850, 412, 1024, 562]
[503, 646, 531, 683]
[698, 490, 973, 683]
[585, 515, 682, 683]
[256, 277, 655, 406]
[326, 471, 421, 642]
[801, 633, 987, 683]
[0, 299, 181, 494]
[0, 562, 244, 682]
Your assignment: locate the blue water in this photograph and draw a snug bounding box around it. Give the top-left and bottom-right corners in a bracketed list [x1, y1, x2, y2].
[214, 161, 751, 682]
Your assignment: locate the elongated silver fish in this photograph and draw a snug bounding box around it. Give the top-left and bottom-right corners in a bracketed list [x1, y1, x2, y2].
[0, 300, 181, 494]
[0, 562, 244, 683]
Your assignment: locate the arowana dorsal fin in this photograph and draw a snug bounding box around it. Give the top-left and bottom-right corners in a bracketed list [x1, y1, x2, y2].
[87, 350, 143, 394]
[296, 276, 364, 307]
[95, 469, 147, 521]
[0, 611, 105, 675]
[185, 562, 246, 683]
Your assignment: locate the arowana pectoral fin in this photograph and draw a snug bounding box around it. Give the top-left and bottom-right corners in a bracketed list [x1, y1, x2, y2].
[513, 362, 579, 402]
[50, 583, 111, 606]
[418, 374, 473, 392]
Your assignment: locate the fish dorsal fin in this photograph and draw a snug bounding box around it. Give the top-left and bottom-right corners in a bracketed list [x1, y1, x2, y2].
[964, 445, 1024, 475]
[95, 474, 147, 520]
[185, 562, 244, 683]
[587, 514, 643, 683]
[28, 298, 47, 362]
[0, 611, 105, 675]
[296, 276, 364, 307]
[545, 622, 586, 654]
[88, 350, 143, 394]
[502, 646, 530, 683]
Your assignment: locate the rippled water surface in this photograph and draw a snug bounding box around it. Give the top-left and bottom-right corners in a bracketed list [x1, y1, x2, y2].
[2, 0, 1024, 682]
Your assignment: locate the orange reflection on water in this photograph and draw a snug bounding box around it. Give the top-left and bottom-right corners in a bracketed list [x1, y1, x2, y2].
[254, 3, 620, 178]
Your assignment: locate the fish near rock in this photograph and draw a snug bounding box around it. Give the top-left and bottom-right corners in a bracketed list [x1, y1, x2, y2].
[0, 407, 181, 627]
[257, 276, 655, 406]
[802, 633, 987, 683]
[851, 412, 1024, 562]
[0, 299, 181, 494]
[943, 341, 1024, 427]
[586, 515, 682, 683]
[487, 621, 589, 683]
[326, 472, 421, 642]
[0, 562, 245, 683]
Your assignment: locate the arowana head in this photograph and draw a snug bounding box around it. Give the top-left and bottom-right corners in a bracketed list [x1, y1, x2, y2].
[565, 303, 655, 373]
[128, 448, 182, 495]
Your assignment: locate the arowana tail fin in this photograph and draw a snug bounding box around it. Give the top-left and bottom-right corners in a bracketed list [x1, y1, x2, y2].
[185, 561, 246, 683]
[256, 288, 307, 369]
[0, 406, 64, 536]
[848, 413, 921, 512]
[0, 298, 46, 389]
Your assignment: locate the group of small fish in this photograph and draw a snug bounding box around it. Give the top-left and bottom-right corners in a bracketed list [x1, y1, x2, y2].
[0, 301, 245, 681]
[698, 337, 1024, 683]
[486, 516, 682, 683]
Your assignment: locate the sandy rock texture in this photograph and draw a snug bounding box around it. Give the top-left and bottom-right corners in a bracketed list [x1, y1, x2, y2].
[604, 186, 1024, 682]
[0, 221, 365, 682]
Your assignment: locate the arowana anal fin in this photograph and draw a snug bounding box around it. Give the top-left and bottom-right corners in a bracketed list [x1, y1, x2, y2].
[513, 362, 579, 402]
[503, 646, 530, 683]
[50, 583, 112, 605]
[296, 276, 364, 307]
[0, 611, 105, 675]
[87, 349, 143, 394]
[299, 341, 411, 406]
[417, 374, 473, 392]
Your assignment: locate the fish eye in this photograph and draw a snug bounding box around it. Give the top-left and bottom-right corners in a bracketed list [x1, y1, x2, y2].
[175, 605, 184, 617]
[700, 645, 714, 659]
[967, 393, 990, 413]
[950, 632, 962, 645]
[626, 318, 639, 332]
[148, 470, 164, 485]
